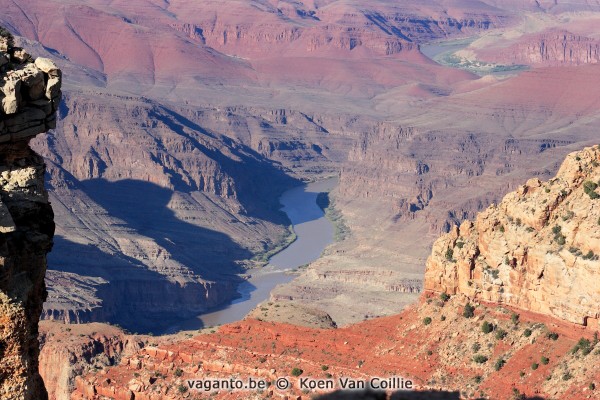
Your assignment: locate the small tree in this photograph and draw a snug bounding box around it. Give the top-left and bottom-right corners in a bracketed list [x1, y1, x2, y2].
[473, 355, 488, 364]
[494, 358, 506, 371]
[463, 303, 475, 318]
[481, 321, 493, 334]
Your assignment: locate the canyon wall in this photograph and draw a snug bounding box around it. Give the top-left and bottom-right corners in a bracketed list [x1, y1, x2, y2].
[477, 30, 600, 66]
[0, 32, 61, 399]
[425, 146, 600, 328]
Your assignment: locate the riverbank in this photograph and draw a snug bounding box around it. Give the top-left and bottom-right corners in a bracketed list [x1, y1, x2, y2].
[161, 177, 338, 333]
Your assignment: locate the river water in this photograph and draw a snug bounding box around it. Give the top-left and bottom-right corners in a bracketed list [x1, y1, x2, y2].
[164, 177, 337, 332]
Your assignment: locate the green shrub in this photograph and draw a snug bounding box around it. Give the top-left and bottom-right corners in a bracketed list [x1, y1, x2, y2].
[174, 368, 183, 377]
[495, 329, 508, 340]
[563, 372, 573, 381]
[423, 317, 432, 326]
[531, 363, 539, 370]
[474, 375, 482, 383]
[511, 313, 520, 324]
[472, 342, 481, 353]
[547, 332, 559, 341]
[291, 368, 303, 377]
[481, 321, 493, 334]
[463, 303, 475, 318]
[445, 248, 454, 261]
[440, 292, 450, 302]
[582, 251, 598, 261]
[523, 328, 532, 337]
[540, 356, 549, 365]
[441, 315, 446, 321]
[473, 355, 488, 364]
[572, 338, 592, 355]
[583, 181, 599, 199]
[321, 365, 329, 371]
[177, 385, 188, 393]
[590, 383, 596, 391]
[494, 358, 506, 371]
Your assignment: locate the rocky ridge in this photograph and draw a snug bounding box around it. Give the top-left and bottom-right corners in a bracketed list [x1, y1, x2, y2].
[425, 145, 600, 329]
[0, 29, 61, 400]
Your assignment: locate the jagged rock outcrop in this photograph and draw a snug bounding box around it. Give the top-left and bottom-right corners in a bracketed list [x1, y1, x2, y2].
[0, 30, 61, 400]
[425, 146, 600, 329]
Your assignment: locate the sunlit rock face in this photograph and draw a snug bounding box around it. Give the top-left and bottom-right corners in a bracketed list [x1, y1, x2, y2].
[0, 30, 61, 400]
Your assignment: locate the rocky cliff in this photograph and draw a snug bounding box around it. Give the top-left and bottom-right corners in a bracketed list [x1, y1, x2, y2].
[477, 30, 600, 66]
[425, 146, 600, 329]
[0, 30, 61, 400]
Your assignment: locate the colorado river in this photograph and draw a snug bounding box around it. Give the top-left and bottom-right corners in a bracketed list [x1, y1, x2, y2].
[165, 177, 337, 332]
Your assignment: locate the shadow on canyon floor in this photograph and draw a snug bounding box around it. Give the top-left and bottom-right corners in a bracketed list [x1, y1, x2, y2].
[46, 178, 269, 333]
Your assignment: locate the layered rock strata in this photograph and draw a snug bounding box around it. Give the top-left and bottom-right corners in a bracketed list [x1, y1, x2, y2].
[425, 146, 600, 329]
[0, 30, 61, 400]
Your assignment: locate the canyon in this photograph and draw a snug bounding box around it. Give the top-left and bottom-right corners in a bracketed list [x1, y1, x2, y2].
[0, 1, 597, 399]
[69, 147, 600, 400]
[0, 0, 521, 331]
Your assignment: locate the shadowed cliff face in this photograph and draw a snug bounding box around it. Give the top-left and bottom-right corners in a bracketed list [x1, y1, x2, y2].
[0, 31, 61, 400]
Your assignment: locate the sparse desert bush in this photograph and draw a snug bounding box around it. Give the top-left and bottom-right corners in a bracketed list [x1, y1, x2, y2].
[494, 358, 506, 371]
[481, 321, 493, 334]
[423, 317, 432, 325]
[463, 303, 475, 318]
[291, 367, 303, 377]
[523, 328, 532, 337]
[511, 313, 520, 324]
[473, 355, 488, 364]
[495, 329, 508, 340]
[541, 356, 549, 365]
[583, 181, 599, 199]
[531, 363, 539, 370]
[572, 338, 593, 355]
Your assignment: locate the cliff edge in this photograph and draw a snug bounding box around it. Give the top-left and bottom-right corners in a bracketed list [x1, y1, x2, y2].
[0, 29, 61, 399]
[425, 145, 600, 329]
